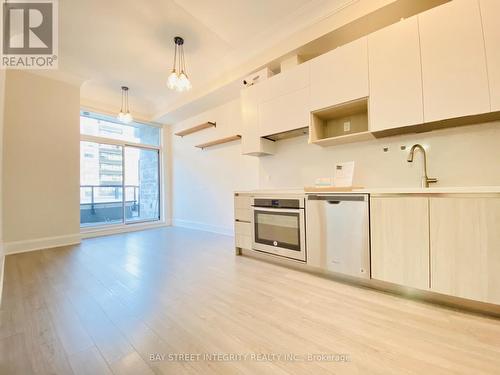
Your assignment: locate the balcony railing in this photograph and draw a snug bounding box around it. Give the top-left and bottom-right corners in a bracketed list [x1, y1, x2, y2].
[80, 185, 140, 225]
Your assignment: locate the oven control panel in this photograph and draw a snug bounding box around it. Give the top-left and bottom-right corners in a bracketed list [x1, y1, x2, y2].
[253, 198, 303, 209]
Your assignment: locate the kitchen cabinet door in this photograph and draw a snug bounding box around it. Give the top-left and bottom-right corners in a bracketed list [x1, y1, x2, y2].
[430, 197, 500, 305]
[419, 0, 489, 122]
[258, 62, 310, 137]
[260, 62, 309, 103]
[240, 84, 275, 156]
[259, 87, 309, 137]
[310, 37, 368, 112]
[480, 0, 500, 111]
[368, 17, 423, 131]
[370, 197, 430, 290]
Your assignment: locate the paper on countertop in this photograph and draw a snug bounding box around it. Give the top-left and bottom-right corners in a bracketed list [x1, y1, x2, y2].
[314, 177, 334, 187]
[334, 161, 355, 187]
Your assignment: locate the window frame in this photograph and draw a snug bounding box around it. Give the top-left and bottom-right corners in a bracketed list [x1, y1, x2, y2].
[79, 114, 163, 229]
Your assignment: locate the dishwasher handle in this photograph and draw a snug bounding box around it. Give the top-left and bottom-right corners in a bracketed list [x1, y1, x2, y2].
[308, 194, 367, 202]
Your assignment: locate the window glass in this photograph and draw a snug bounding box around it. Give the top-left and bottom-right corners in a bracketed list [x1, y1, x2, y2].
[80, 111, 161, 146]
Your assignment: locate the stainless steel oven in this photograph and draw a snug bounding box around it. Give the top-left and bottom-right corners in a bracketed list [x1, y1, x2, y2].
[251, 197, 306, 262]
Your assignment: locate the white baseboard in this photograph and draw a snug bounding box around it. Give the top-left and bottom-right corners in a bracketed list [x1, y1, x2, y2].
[4, 233, 82, 255]
[81, 221, 170, 239]
[172, 218, 234, 236]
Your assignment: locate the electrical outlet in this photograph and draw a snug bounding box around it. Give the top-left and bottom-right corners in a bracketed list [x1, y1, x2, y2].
[343, 121, 351, 132]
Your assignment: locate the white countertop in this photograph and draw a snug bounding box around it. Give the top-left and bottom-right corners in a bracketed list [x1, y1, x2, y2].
[235, 189, 305, 195]
[358, 186, 500, 194]
[236, 186, 500, 195]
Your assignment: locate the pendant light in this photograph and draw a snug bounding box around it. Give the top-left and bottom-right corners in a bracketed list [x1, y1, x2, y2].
[167, 36, 192, 92]
[117, 86, 133, 124]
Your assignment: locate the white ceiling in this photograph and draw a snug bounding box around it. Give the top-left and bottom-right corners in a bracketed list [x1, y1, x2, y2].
[52, 0, 359, 121]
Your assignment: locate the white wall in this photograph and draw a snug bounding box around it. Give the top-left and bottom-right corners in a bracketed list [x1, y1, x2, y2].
[171, 99, 259, 234]
[0, 70, 5, 299]
[170, 97, 500, 235]
[2, 71, 81, 254]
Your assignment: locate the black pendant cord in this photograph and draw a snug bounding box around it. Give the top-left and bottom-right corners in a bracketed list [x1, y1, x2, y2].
[181, 44, 186, 74]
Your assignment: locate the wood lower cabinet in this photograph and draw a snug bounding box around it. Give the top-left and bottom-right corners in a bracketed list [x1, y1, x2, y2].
[429, 197, 500, 305]
[370, 197, 430, 290]
[234, 194, 253, 253]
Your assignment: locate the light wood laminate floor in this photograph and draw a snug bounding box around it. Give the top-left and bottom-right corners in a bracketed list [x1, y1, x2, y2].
[1, 227, 500, 374]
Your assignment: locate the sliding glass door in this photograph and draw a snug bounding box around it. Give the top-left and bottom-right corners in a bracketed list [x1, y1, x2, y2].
[80, 141, 124, 226]
[80, 111, 161, 227]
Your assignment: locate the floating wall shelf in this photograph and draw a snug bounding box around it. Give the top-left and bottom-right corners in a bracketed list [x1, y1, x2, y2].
[175, 121, 216, 137]
[195, 135, 242, 150]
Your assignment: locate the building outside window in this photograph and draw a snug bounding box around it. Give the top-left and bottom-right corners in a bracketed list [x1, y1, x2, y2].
[79, 111, 162, 227]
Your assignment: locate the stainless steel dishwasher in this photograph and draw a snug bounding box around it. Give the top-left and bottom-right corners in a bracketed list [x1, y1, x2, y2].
[306, 194, 370, 279]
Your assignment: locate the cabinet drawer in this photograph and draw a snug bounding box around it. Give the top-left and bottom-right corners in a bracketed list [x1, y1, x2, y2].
[235, 221, 252, 236]
[235, 195, 251, 209]
[235, 208, 252, 222]
[235, 221, 252, 250]
[235, 234, 252, 250]
[235, 195, 252, 222]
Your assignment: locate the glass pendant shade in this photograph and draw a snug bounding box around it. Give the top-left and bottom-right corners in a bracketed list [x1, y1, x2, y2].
[177, 72, 191, 92]
[167, 70, 179, 90]
[122, 112, 133, 124]
[168, 36, 191, 91]
[117, 87, 133, 124]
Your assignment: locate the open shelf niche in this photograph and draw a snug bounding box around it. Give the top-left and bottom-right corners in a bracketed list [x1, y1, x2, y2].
[309, 98, 374, 147]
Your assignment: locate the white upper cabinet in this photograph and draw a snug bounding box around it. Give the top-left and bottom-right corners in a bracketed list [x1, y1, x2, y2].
[241, 84, 275, 156]
[310, 37, 368, 112]
[480, 0, 500, 111]
[419, 0, 490, 122]
[368, 17, 423, 132]
[258, 62, 310, 137]
[259, 87, 309, 136]
[260, 62, 309, 103]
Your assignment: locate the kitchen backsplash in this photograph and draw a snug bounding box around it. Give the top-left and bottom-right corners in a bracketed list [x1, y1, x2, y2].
[259, 121, 500, 189]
